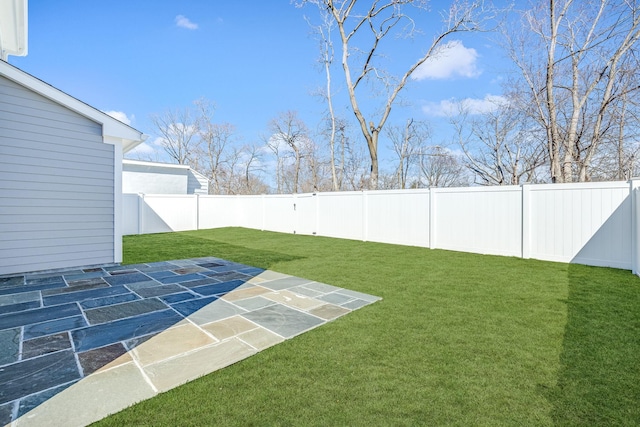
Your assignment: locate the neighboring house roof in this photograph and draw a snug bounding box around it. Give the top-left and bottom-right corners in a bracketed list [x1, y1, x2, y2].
[123, 159, 193, 171]
[123, 159, 210, 195]
[0, 60, 145, 151]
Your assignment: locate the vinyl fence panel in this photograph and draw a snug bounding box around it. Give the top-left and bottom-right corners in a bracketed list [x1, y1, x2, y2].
[294, 193, 318, 236]
[140, 195, 197, 234]
[527, 182, 631, 269]
[198, 196, 238, 229]
[366, 190, 430, 247]
[122, 179, 640, 274]
[317, 192, 365, 240]
[262, 195, 296, 234]
[122, 193, 141, 235]
[432, 186, 522, 257]
[235, 196, 264, 230]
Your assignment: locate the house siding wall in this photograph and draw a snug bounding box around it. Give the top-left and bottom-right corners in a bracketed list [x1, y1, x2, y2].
[122, 163, 187, 194]
[187, 170, 209, 195]
[0, 75, 115, 275]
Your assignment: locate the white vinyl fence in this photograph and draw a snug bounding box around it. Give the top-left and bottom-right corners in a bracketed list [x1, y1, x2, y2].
[123, 179, 640, 274]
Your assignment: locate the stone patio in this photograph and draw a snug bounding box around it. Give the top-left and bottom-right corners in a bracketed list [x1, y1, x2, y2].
[0, 258, 380, 426]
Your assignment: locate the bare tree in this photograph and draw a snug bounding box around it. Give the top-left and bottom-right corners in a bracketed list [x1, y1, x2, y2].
[319, 115, 351, 190]
[150, 106, 200, 165]
[300, 0, 485, 189]
[342, 142, 370, 190]
[223, 146, 244, 195]
[386, 119, 430, 189]
[265, 133, 286, 194]
[451, 95, 546, 185]
[194, 99, 239, 194]
[241, 144, 265, 193]
[590, 88, 640, 180]
[267, 111, 312, 193]
[221, 144, 269, 195]
[505, 0, 640, 182]
[306, 10, 341, 191]
[419, 146, 469, 187]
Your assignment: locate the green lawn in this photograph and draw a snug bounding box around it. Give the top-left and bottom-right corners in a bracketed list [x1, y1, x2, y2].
[94, 227, 640, 426]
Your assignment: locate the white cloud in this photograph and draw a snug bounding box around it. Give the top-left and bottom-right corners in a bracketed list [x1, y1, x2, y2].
[422, 94, 507, 117]
[150, 136, 166, 147]
[175, 15, 198, 30]
[413, 40, 480, 80]
[126, 142, 155, 156]
[104, 110, 133, 125]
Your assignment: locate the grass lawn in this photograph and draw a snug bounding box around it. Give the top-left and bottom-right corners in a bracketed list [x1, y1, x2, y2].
[94, 227, 640, 426]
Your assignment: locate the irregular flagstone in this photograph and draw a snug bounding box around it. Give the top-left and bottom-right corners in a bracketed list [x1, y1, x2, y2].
[130, 323, 216, 366]
[21, 332, 72, 359]
[143, 338, 256, 393]
[237, 326, 284, 350]
[78, 343, 132, 375]
[83, 298, 168, 325]
[158, 292, 197, 304]
[0, 300, 41, 316]
[0, 401, 14, 426]
[23, 316, 87, 340]
[0, 281, 66, 296]
[202, 315, 258, 341]
[41, 281, 109, 297]
[0, 328, 20, 365]
[0, 290, 40, 307]
[317, 292, 356, 305]
[0, 303, 81, 330]
[72, 309, 184, 352]
[133, 283, 186, 298]
[263, 290, 326, 311]
[42, 285, 129, 306]
[17, 381, 78, 419]
[261, 276, 314, 291]
[79, 293, 140, 310]
[190, 279, 245, 296]
[103, 272, 152, 286]
[0, 350, 80, 405]
[309, 304, 351, 320]
[182, 298, 248, 325]
[243, 304, 325, 338]
[0, 276, 24, 289]
[15, 362, 155, 427]
[0, 259, 381, 427]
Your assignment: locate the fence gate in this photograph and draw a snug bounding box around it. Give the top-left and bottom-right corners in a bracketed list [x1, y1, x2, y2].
[294, 193, 317, 236]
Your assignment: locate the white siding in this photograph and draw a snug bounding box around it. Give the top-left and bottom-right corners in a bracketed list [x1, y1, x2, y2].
[122, 160, 209, 195]
[187, 169, 209, 195]
[122, 162, 187, 194]
[0, 75, 115, 275]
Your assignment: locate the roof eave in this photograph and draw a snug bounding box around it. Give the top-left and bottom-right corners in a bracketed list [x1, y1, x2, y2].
[0, 60, 145, 147]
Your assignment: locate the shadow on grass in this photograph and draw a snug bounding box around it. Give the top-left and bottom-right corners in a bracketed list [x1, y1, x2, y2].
[547, 264, 640, 425]
[123, 232, 303, 269]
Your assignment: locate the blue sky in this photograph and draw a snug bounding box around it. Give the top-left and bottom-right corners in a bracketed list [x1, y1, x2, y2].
[9, 0, 512, 170]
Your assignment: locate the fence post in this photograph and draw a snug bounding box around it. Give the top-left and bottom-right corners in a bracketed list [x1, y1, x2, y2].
[195, 194, 200, 231]
[521, 183, 531, 259]
[363, 190, 368, 242]
[261, 194, 265, 231]
[315, 192, 320, 236]
[429, 187, 436, 249]
[631, 178, 640, 275]
[138, 193, 144, 235]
